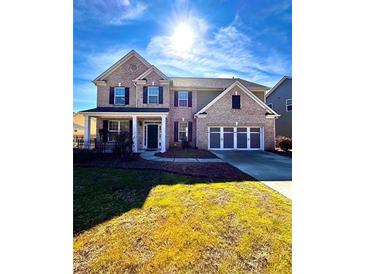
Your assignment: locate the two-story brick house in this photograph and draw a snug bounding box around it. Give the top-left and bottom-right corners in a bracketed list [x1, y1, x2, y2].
[80, 50, 279, 153]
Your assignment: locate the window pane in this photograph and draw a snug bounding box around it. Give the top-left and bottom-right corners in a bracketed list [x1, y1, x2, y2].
[210, 133, 220, 148]
[109, 121, 118, 131]
[224, 127, 234, 132]
[210, 127, 220, 132]
[115, 87, 125, 96]
[237, 133, 247, 148]
[119, 121, 129, 132]
[179, 122, 188, 131]
[287, 105, 292, 111]
[148, 87, 159, 95]
[179, 99, 188, 107]
[287, 99, 292, 105]
[250, 128, 260, 133]
[178, 91, 188, 99]
[179, 132, 187, 140]
[149, 96, 158, 104]
[250, 132, 260, 148]
[223, 132, 234, 148]
[115, 97, 125, 104]
[237, 128, 247, 133]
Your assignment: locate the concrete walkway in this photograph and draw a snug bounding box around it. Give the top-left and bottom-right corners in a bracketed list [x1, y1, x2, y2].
[261, 181, 292, 199]
[139, 151, 224, 163]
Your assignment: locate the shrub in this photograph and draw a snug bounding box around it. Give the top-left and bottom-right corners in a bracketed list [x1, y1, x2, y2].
[73, 149, 101, 163]
[181, 138, 190, 150]
[113, 131, 133, 159]
[276, 136, 292, 152]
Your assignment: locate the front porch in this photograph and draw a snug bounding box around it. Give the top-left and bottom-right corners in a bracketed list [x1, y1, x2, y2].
[81, 108, 168, 153]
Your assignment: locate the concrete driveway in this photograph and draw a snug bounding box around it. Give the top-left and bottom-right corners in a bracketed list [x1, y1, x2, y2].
[211, 150, 292, 181]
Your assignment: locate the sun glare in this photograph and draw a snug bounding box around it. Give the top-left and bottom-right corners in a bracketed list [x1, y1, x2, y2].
[170, 23, 195, 55]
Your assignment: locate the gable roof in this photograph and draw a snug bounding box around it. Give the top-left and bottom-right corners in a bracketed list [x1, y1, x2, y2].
[266, 76, 292, 98]
[134, 65, 169, 81]
[170, 77, 270, 91]
[93, 50, 151, 83]
[196, 81, 279, 117]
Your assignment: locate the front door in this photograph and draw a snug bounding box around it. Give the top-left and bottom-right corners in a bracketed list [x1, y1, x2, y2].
[147, 125, 158, 149]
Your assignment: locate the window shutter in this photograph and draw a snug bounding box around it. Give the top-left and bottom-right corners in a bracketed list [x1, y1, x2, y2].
[174, 91, 178, 107]
[188, 91, 192, 107]
[188, 121, 193, 142]
[109, 87, 114, 104]
[174, 122, 178, 142]
[143, 87, 148, 104]
[125, 87, 129, 105]
[232, 95, 240, 109]
[159, 86, 163, 104]
[102, 120, 108, 143]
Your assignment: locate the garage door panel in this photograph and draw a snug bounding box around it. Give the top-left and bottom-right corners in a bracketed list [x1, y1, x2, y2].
[250, 132, 261, 149]
[223, 128, 234, 148]
[209, 127, 221, 149]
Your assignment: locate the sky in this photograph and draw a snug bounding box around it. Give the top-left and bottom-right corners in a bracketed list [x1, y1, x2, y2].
[74, 0, 292, 112]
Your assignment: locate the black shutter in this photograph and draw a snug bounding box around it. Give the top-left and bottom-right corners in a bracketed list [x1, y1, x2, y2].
[174, 91, 178, 107]
[188, 91, 192, 107]
[159, 86, 163, 104]
[174, 122, 178, 142]
[232, 95, 240, 109]
[188, 121, 192, 142]
[125, 87, 129, 105]
[143, 87, 148, 104]
[109, 87, 114, 104]
[102, 120, 108, 143]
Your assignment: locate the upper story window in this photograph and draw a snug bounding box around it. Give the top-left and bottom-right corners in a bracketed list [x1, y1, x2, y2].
[148, 86, 159, 104]
[178, 91, 188, 107]
[232, 95, 241, 109]
[267, 103, 273, 109]
[286, 99, 292, 112]
[114, 87, 125, 105]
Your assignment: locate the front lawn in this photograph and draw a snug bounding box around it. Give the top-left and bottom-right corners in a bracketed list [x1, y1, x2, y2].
[74, 167, 291, 273]
[155, 147, 217, 158]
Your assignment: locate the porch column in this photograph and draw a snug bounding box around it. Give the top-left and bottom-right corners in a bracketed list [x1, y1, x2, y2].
[160, 114, 167, 153]
[83, 115, 91, 149]
[132, 115, 138, 152]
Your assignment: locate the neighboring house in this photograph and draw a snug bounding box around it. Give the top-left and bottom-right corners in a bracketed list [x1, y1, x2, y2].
[73, 112, 96, 141]
[80, 50, 279, 152]
[266, 76, 292, 138]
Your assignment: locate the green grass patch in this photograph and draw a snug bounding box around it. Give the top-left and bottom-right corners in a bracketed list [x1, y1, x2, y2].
[74, 167, 291, 273]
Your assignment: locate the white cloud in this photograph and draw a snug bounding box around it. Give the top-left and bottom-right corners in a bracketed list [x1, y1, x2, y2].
[74, 0, 147, 25]
[145, 14, 291, 86]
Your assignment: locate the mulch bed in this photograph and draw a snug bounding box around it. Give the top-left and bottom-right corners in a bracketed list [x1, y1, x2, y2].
[155, 148, 217, 159]
[74, 155, 256, 182]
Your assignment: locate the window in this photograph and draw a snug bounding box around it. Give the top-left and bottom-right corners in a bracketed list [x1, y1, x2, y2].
[178, 122, 188, 141]
[178, 91, 188, 107]
[232, 95, 240, 109]
[114, 87, 125, 105]
[267, 103, 273, 109]
[286, 99, 292, 112]
[148, 86, 159, 104]
[108, 120, 129, 141]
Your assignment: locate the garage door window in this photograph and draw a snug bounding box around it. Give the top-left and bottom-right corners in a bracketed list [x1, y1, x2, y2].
[209, 127, 221, 148]
[237, 128, 248, 148]
[250, 128, 261, 149]
[223, 127, 234, 148]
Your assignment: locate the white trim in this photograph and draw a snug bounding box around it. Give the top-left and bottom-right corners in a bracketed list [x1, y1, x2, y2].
[81, 112, 169, 117]
[134, 65, 168, 81]
[208, 126, 264, 150]
[93, 50, 151, 82]
[143, 121, 162, 150]
[266, 76, 292, 98]
[195, 81, 279, 117]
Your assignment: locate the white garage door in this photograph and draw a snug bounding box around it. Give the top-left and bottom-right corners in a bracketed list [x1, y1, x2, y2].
[208, 127, 264, 150]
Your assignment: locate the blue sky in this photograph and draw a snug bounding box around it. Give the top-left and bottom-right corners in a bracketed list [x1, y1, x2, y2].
[74, 0, 292, 111]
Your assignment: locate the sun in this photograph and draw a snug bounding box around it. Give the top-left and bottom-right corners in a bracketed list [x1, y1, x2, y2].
[170, 23, 195, 54]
